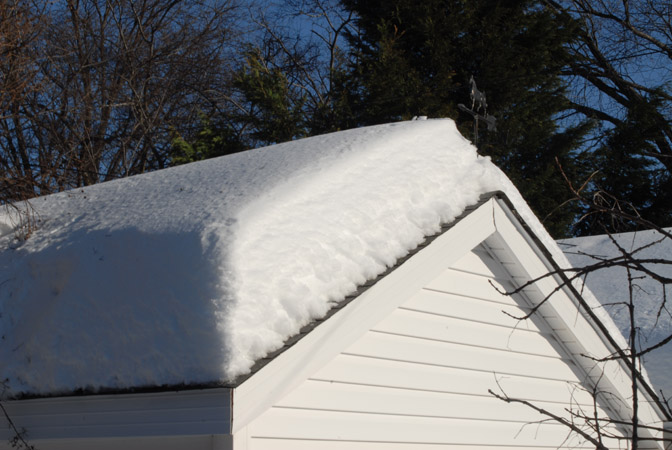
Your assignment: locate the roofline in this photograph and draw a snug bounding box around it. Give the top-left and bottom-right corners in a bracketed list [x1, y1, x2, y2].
[198, 187, 672, 415]
[7, 193, 495, 401]
[228, 191, 498, 386]
[493, 193, 671, 421]
[11, 191, 669, 422]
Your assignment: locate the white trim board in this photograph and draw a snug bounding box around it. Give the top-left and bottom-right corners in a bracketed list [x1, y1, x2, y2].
[485, 197, 666, 443]
[231, 197, 499, 432]
[233, 195, 668, 447]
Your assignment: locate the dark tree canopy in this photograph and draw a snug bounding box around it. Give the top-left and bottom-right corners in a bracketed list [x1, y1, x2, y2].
[545, 0, 672, 235]
[5, 0, 670, 239]
[339, 0, 592, 237]
[0, 0, 239, 202]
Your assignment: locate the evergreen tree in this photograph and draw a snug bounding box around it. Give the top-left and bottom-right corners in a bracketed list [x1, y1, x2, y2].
[341, 0, 592, 237]
[233, 47, 309, 145]
[574, 106, 672, 235]
[175, 0, 595, 237]
[171, 4, 357, 158]
[169, 46, 310, 162]
[170, 115, 246, 166]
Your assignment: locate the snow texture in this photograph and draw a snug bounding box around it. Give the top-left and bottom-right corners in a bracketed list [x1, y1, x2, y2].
[559, 229, 672, 396]
[0, 119, 623, 397]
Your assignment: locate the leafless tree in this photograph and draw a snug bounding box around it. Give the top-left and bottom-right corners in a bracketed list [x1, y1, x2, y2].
[492, 165, 672, 449]
[0, 0, 240, 204]
[0, 1, 47, 240]
[226, 0, 355, 145]
[544, 0, 672, 173]
[0, 1, 45, 200]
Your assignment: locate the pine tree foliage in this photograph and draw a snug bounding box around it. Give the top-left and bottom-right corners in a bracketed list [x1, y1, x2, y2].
[574, 107, 672, 235]
[179, 0, 592, 237]
[340, 0, 592, 237]
[176, 1, 356, 154]
[171, 115, 246, 166]
[234, 47, 309, 145]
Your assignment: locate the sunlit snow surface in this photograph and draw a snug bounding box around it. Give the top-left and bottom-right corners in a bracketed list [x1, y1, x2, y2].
[559, 229, 672, 397]
[0, 119, 621, 397]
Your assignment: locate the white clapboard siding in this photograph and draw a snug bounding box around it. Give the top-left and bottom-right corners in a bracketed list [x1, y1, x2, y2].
[0, 389, 232, 449]
[310, 353, 597, 405]
[275, 379, 580, 424]
[249, 408, 612, 448]
[344, 331, 576, 381]
[247, 244, 627, 449]
[451, 246, 511, 277]
[401, 289, 540, 331]
[373, 308, 554, 355]
[425, 268, 514, 304]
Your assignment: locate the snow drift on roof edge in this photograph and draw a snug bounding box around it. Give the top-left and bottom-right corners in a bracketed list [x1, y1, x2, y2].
[0, 119, 623, 396]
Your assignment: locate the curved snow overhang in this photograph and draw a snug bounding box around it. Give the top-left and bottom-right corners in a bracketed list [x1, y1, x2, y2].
[228, 191, 671, 439]
[3, 191, 668, 448]
[1, 119, 507, 399]
[228, 192, 498, 388]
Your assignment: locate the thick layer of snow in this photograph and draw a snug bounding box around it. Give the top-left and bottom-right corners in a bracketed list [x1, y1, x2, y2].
[559, 229, 672, 396]
[0, 119, 624, 397]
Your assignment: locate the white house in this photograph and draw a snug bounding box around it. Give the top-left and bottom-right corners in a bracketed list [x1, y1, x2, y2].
[0, 119, 669, 449]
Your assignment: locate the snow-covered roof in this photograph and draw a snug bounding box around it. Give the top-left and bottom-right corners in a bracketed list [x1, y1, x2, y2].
[558, 229, 672, 397]
[0, 119, 622, 398]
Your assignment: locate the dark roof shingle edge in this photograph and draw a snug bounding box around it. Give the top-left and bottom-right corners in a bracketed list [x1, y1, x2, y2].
[227, 191, 500, 386]
[8, 192, 499, 401]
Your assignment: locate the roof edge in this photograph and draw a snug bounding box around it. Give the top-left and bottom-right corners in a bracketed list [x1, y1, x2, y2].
[493, 194, 671, 421]
[5, 192, 499, 401]
[12, 189, 666, 425]
[228, 191, 500, 386]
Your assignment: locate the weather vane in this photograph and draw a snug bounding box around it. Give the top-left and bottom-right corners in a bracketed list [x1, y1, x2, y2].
[458, 75, 497, 144]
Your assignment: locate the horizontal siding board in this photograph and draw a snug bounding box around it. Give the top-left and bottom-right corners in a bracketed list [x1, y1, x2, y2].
[2, 390, 231, 414]
[249, 440, 574, 450]
[1, 435, 219, 450]
[450, 248, 509, 279]
[10, 420, 224, 440]
[425, 269, 520, 304]
[402, 289, 540, 330]
[375, 308, 552, 355]
[248, 408, 599, 448]
[5, 407, 227, 431]
[274, 379, 592, 424]
[0, 390, 231, 440]
[310, 354, 596, 405]
[344, 331, 578, 381]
